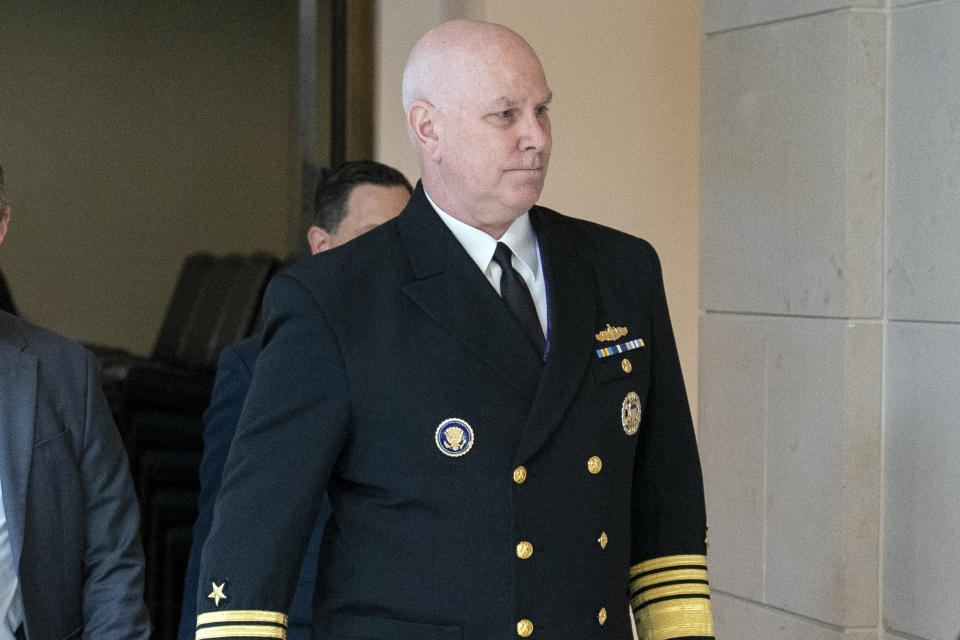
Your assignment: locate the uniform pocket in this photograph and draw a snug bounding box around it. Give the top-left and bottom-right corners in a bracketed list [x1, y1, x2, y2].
[321, 615, 462, 640]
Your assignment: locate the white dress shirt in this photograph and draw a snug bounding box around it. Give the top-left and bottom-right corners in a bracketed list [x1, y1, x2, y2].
[425, 190, 548, 338]
[0, 481, 24, 639]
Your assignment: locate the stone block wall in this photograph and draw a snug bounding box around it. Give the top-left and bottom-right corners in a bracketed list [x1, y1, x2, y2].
[700, 1, 960, 638]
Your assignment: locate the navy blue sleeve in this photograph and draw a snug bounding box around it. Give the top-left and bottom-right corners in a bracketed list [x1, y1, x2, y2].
[628, 242, 712, 638]
[177, 338, 259, 640]
[195, 273, 349, 637]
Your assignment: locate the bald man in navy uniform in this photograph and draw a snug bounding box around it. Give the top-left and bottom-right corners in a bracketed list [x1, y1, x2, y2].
[196, 20, 713, 640]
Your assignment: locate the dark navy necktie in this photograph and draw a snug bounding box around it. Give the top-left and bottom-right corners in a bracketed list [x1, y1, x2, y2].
[492, 242, 545, 356]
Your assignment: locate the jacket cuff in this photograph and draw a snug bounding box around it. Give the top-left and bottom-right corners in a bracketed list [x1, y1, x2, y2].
[629, 554, 714, 639]
[196, 610, 288, 639]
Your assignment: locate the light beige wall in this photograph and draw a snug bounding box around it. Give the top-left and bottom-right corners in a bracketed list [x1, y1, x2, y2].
[0, 2, 299, 354]
[374, 1, 701, 417]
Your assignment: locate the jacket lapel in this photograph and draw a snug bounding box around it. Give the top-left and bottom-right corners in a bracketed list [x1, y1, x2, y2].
[0, 333, 36, 571]
[400, 186, 543, 404]
[513, 208, 597, 464]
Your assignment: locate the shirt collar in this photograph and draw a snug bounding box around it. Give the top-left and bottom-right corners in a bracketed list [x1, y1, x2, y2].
[424, 189, 541, 280]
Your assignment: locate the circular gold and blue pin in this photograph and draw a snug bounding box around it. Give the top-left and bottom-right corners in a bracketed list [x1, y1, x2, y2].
[435, 418, 475, 457]
[621, 391, 642, 435]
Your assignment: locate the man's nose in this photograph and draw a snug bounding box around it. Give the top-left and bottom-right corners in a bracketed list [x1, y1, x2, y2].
[519, 111, 550, 151]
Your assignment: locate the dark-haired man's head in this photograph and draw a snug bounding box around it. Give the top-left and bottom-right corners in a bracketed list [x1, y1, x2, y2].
[0, 165, 10, 245]
[308, 160, 413, 254]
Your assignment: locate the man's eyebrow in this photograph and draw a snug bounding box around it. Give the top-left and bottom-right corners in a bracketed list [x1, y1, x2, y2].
[488, 97, 520, 110]
[487, 92, 553, 110]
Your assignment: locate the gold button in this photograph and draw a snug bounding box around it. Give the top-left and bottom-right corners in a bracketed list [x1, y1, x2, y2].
[598, 607, 607, 625]
[516, 540, 533, 559]
[517, 619, 534, 637]
[587, 456, 602, 474]
[621, 357, 632, 373]
[513, 466, 527, 484]
[598, 531, 608, 549]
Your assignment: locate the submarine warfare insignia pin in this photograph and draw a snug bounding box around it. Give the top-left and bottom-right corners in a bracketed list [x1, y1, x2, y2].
[595, 323, 628, 342]
[621, 391, 642, 435]
[436, 418, 475, 457]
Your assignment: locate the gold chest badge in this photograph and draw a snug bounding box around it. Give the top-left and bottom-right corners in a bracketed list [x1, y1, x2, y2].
[595, 323, 628, 342]
[621, 391, 642, 435]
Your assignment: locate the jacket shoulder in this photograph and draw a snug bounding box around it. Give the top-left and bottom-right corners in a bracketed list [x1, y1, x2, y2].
[0, 310, 91, 369]
[272, 217, 407, 295]
[531, 206, 660, 263]
[217, 333, 262, 375]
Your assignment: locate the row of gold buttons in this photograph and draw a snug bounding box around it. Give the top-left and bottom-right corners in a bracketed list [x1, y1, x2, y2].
[511, 463, 609, 635]
[513, 467, 532, 637]
[515, 609, 607, 637]
[514, 455, 605, 484]
[590, 452, 607, 626]
[514, 455, 604, 484]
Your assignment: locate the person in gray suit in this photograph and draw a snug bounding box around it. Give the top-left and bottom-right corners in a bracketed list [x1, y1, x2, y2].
[0, 164, 150, 639]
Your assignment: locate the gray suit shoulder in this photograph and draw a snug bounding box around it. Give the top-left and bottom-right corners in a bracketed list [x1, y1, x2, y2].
[0, 309, 92, 367]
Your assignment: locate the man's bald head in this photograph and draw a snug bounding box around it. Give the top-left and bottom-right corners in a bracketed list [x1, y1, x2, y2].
[402, 20, 553, 238]
[402, 20, 538, 114]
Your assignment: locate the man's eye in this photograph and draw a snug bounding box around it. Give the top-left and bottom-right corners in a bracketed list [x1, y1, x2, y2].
[536, 106, 550, 116]
[496, 110, 514, 119]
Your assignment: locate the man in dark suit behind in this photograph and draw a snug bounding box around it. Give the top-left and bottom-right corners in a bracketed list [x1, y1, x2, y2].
[0, 164, 151, 639]
[197, 21, 714, 640]
[177, 161, 411, 640]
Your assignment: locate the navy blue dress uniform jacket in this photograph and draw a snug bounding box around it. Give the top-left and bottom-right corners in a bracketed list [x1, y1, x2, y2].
[0, 310, 151, 639]
[196, 185, 713, 640]
[179, 335, 330, 640]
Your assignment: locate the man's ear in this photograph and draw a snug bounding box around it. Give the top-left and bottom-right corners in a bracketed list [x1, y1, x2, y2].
[307, 225, 331, 255]
[408, 99, 441, 160]
[0, 207, 9, 246]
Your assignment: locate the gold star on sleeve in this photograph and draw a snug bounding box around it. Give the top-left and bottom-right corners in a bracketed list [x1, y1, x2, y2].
[207, 581, 227, 607]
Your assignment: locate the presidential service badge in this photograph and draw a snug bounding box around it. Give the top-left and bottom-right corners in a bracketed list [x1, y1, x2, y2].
[436, 418, 475, 457]
[621, 391, 642, 435]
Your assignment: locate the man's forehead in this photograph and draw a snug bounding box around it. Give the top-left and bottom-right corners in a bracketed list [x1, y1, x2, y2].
[465, 53, 552, 108]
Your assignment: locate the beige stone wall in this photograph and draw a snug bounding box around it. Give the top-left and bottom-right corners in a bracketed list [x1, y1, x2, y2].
[700, 1, 960, 638]
[373, 0, 702, 417]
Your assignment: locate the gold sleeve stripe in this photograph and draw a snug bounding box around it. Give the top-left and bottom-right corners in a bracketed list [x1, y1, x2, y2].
[630, 568, 708, 594]
[631, 583, 711, 609]
[633, 597, 714, 640]
[197, 611, 288, 626]
[196, 624, 286, 639]
[630, 554, 707, 577]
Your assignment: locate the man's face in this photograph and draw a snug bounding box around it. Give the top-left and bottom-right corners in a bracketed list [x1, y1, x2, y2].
[432, 42, 552, 237]
[309, 184, 410, 254]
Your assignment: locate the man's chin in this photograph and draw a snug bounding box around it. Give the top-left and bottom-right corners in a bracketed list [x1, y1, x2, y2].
[508, 183, 545, 210]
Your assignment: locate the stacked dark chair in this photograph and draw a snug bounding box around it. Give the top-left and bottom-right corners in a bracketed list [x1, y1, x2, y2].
[94, 252, 280, 639]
